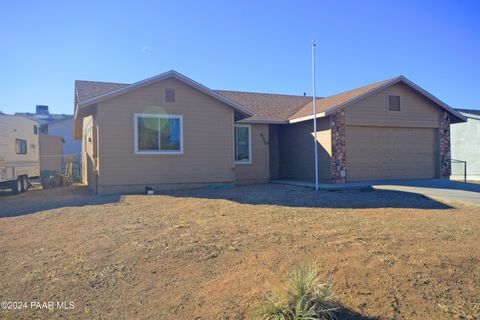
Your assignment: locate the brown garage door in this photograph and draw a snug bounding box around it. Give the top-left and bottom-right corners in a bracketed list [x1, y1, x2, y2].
[346, 126, 438, 182]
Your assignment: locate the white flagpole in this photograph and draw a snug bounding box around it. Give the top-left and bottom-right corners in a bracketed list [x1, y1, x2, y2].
[312, 40, 319, 191]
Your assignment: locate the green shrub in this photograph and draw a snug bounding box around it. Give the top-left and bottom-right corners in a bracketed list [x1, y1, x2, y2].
[256, 262, 340, 320]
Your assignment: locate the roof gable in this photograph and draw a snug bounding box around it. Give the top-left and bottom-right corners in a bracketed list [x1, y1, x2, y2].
[289, 76, 467, 123]
[75, 70, 253, 117]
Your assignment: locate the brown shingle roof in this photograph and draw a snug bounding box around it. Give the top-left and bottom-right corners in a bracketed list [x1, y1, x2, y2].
[74, 74, 464, 123]
[74, 78, 389, 122]
[75, 80, 129, 103]
[215, 90, 312, 122]
[288, 79, 391, 120]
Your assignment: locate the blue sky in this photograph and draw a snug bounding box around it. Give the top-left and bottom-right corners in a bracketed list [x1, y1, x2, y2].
[0, 0, 479, 115]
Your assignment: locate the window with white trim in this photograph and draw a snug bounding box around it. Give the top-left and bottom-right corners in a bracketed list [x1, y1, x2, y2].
[135, 114, 183, 154]
[234, 125, 251, 164]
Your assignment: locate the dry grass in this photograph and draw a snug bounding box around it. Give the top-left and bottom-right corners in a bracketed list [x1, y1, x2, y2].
[0, 184, 479, 319]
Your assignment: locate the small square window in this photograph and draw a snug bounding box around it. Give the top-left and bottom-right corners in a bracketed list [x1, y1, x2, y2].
[165, 89, 175, 103]
[388, 95, 401, 112]
[15, 139, 27, 154]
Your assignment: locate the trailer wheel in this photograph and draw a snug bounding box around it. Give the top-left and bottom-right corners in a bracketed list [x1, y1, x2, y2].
[11, 178, 22, 195]
[21, 176, 28, 192]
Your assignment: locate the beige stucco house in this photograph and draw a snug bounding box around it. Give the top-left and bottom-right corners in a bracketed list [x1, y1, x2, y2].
[74, 70, 466, 194]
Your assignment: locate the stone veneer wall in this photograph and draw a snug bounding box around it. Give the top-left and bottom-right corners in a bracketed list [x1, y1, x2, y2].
[331, 109, 346, 183]
[439, 111, 451, 178]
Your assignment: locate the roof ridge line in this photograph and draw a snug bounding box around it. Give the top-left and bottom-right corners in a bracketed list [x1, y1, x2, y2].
[215, 89, 314, 98]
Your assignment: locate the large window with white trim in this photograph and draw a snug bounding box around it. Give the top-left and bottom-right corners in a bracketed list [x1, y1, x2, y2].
[234, 124, 251, 164]
[134, 114, 183, 154]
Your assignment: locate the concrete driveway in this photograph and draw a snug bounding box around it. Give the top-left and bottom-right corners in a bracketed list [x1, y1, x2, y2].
[272, 179, 480, 206]
[371, 179, 480, 206]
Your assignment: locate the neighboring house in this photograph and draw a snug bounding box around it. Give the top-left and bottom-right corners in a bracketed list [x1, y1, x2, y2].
[38, 134, 65, 175]
[47, 117, 81, 156]
[73, 70, 466, 195]
[16, 105, 81, 158]
[451, 109, 480, 181]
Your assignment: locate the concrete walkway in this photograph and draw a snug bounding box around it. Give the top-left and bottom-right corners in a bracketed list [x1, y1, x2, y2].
[271, 179, 480, 206]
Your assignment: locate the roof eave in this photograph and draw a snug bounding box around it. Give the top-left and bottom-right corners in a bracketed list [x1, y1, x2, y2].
[397, 76, 467, 123]
[455, 110, 480, 121]
[289, 112, 327, 123]
[288, 76, 468, 123]
[237, 119, 289, 124]
[77, 70, 254, 117]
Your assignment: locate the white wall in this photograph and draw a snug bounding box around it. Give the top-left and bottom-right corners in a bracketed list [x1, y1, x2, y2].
[451, 113, 480, 180]
[47, 118, 81, 156]
[0, 114, 40, 181]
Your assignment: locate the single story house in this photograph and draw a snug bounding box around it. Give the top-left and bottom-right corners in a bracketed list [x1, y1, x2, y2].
[451, 109, 480, 181]
[74, 70, 466, 194]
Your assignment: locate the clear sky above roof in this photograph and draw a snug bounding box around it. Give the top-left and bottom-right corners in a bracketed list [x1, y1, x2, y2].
[0, 0, 478, 115]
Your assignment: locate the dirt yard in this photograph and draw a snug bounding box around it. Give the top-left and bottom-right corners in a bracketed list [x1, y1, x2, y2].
[0, 184, 479, 320]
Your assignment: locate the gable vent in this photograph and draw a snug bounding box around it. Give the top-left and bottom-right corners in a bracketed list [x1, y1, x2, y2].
[165, 88, 175, 103]
[388, 95, 401, 112]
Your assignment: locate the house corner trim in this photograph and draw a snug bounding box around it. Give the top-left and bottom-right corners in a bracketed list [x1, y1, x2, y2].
[331, 109, 346, 184]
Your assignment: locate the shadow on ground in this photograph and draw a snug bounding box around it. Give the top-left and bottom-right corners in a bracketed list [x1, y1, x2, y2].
[337, 308, 387, 320]
[0, 185, 122, 218]
[0, 183, 453, 218]
[160, 183, 453, 209]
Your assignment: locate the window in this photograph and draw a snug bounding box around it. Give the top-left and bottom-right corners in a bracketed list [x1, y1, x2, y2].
[165, 88, 175, 103]
[388, 95, 401, 112]
[33, 125, 38, 135]
[234, 125, 251, 164]
[134, 114, 183, 154]
[40, 125, 48, 134]
[15, 139, 27, 154]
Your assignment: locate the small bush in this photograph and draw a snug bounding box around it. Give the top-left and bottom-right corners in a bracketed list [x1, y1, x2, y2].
[256, 262, 341, 320]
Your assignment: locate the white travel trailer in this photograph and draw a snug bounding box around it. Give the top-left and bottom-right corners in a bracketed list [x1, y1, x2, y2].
[0, 113, 40, 194]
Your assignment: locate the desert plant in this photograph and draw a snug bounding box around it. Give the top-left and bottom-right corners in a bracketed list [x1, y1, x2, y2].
[256, 290, 291, 320]
[256, 262, 341, 320]
[287, 262, 319, 299]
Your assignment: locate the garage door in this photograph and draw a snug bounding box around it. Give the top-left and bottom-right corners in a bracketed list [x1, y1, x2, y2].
[346, 126, 438, 182]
